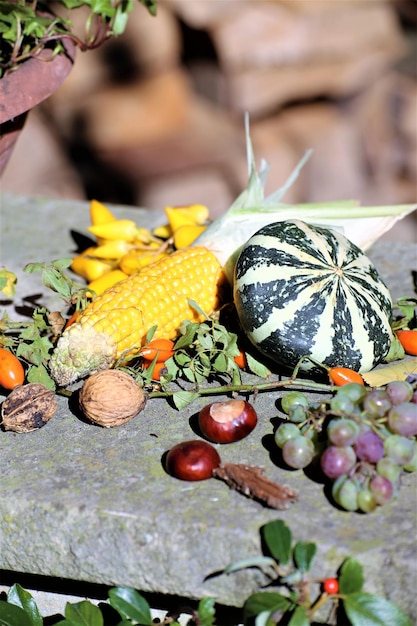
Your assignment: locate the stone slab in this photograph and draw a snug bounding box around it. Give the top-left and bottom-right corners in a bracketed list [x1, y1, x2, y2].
[0, 193, 416, 618]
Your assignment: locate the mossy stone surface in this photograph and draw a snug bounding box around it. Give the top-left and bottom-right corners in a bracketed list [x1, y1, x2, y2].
[0, 194, 416, 618]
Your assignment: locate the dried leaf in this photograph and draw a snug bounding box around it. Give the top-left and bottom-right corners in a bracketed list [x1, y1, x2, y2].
[362, 359, 417, 387]
[213, 463, 298, 510]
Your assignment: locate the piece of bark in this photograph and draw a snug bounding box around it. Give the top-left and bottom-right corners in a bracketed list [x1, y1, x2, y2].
[213, 463, 298, 510]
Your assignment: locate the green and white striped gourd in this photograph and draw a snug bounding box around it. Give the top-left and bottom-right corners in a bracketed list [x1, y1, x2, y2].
[233, 220, 393, 374]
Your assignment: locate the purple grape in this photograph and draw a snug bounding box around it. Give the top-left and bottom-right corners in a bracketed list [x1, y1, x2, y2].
[282, 436, 315, 469]
[387, 402, 417, 437]
[328, 418, 360, 447]
[320, 445, 356, 479]
[386, 381, 413, 405]
[369, 474, 394, 505]
[354, 430, 385, 463]
[363, 389, 392, 418]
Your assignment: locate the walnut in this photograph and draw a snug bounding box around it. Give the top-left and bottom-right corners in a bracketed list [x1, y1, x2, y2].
[1, 383, 58, 433]
[79, 370, 147, 427]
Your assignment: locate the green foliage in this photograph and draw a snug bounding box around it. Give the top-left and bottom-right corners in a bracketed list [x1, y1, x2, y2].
[0, 260, 92, 390]
[119, 299, 270, 409]
[225, 519, 413, 626]
[108, 587, 153, 625]
[0, 0, 157, 76]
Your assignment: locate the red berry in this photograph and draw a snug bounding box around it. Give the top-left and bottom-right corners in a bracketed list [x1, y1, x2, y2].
[323, 577, 339, 594]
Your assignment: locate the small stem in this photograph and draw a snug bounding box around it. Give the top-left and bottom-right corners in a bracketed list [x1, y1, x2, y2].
[148, 377, 336, 400]
[308, 592, 334, 620]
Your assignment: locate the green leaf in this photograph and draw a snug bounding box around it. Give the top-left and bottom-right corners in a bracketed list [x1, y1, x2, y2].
[243, 592, 291, 626]
[197, 597, 216, 626]
[288, 605, 309, 626]
[64, 601, 103, 626]
[213, 352, 228, 372]
[108, 587, 153, 625]
[343, 592, 413, 626]
[261, 519, 292, 565]
[245, 353, 271, 378]
[172, 390, 200, 410]
[52, 258, 73, 271]
[339, 557, 364, 595]
[6, 584, 42, 626]
[41, 268, 72, 299]
[23, 262, 45, 274]
[144, 325, 157, 343]
[198, 333, 214, 350]
[175, 322, 200, 349]
[223, 555, 277, 575]
[293, 541, 316, 573]
[26, 363, 56, 389]
[188, 298, 209, 319]
[0, 601, 33, 626]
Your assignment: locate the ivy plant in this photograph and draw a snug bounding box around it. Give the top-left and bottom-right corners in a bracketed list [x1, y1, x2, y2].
[0, 0, 157, 77]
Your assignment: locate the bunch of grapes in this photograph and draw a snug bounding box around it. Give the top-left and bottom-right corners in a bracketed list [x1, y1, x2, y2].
[274, 380, 417, 513]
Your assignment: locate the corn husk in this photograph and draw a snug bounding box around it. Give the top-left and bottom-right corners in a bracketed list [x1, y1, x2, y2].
[195, 114, 416, 283]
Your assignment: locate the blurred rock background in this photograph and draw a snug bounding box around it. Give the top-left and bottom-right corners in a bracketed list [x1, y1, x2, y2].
[2, 0, 416, 240]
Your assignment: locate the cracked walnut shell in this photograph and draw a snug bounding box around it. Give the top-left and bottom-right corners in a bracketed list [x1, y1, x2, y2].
[79, 370, 146, 427]
[1, 383, 58, 432]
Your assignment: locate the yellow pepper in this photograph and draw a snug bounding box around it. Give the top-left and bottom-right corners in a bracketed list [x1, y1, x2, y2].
[88, 240, 132, 259]
[89, 199, 117, 226]
[119, 249, 168, 275]
[88, 269, 128, 296]
[173, 224, 207, 249]
[152, 223, 172, 240]
[164, 204, 210, 233]
[132, 228, 162, 246]
[71, 251, 114, 282]
[88, 219, 138, 242]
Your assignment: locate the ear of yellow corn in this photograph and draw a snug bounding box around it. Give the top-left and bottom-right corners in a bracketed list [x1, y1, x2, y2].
[49, 247, 225, 386]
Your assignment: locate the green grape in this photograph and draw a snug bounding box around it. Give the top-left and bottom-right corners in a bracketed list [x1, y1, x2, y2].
[384, 434, 415, 466]
[287, 405, 308, 424]
[274, 423, 300, 448]
[330, 394, 355, 414]
[334, 477, 359, 511]
[331, 475, 347, 502]
[336, 382, 367, 405]
[357, 488, 377, 513]
[282, 435, 315, 469]
[403, 442, 417, 473]
[376, 457, 401, 484]
[281, 391, 309, 415]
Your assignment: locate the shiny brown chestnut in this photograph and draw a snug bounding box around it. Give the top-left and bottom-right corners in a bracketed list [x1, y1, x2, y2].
[165, 439, 221, 481]
[198, 399, 258, 444]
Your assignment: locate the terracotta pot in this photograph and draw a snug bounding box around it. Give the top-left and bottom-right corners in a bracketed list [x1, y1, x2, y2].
[0, 41, 75, 174]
